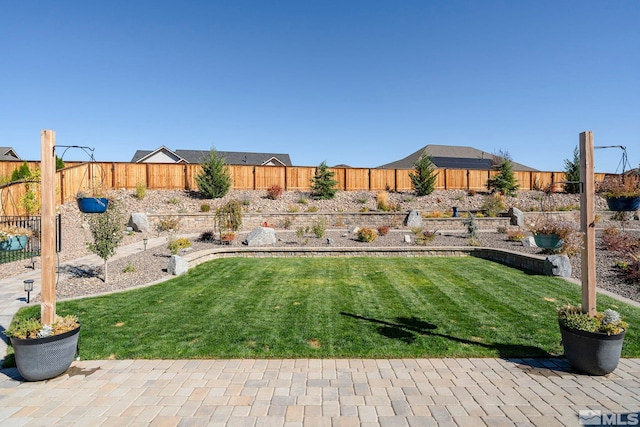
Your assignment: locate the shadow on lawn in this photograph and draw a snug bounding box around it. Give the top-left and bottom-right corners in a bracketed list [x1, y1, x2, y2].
[339, 312, 551, 358]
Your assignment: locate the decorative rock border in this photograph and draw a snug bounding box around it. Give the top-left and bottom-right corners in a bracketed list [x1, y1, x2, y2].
[179, 245, 570, 277]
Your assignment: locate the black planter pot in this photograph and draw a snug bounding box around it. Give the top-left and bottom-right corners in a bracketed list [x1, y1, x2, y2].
[559, 322, 625, 375]
[9, 325, 80, 381]
[606, 196, 640, 212]
[77, 197, 109, 213]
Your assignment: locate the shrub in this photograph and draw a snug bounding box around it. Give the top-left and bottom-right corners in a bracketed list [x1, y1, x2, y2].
[507, 228, 526, 242]
[200, 204, 211, 212]
[157, 216, 181, 232]
[310, 161, 339, 200]
[122, 262, 136, 273]
[282, 218, 293, 229]
[200, 230, 215, 241]
[416, 230, 436, 245]
[602, 226, 639, 255]
[288, 205, 299, 213]
[496, 226, 507, 234]
[297, 197, 309, 205]
[266, 185, 283, 200]
[168, 237, 191, 255]
[356, 227, 377, 242]
[463, 213, 479, 240]
[377, 225, 390, 236]
[481, 194, 505, 217]
[195, 147, 232, 199]
[376, 191, 389, 211]
[296, 227, 305, 239]
[307, 206, 319, 213]
[527, 216, 582, 256]
[409, 154, 438, 196]
[487, 154, 518, 196]
[467, 189, 477, 196]
[214, 200, 242, 235]
[220, 231, 236, 243]
[135, 181, 146, 200]
[563, 146, 581, 194]
[312, 219, 326, 238]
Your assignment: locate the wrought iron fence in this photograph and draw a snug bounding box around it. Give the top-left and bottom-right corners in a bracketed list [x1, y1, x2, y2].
[0, 214, 61, 265]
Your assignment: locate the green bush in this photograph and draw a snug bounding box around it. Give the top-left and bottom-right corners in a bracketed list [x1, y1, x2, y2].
[168, 237, 192, 255]
[310, 161, 338, 200]
[487, 156, 518, 196]
[135, 182, 147, 200]
[195, 147, 232, 199]
[357, 228, 377, 242]
[409, 154, 438, 196]
[312, 219, 326, 238]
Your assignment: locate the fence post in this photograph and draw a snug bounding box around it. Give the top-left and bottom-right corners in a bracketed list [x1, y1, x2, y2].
[580, 131, 596, 317]
[40, 130, 56, 326]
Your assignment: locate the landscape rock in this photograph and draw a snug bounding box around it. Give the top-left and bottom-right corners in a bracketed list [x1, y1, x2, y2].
[544, 255, 572, 277]
[244, 227, 276, 246]
[405, 210, 423, 228]
[509, 207, 524, 227]
[168, 255, 188, 276]
[521, 236, 537, 247]
[403, 235, 412, 243]
[129, 213, 150, 232]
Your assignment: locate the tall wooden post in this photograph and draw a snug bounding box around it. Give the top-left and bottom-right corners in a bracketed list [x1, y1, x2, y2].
[40, 130, 57, 325]
[580, 131, 596, 316]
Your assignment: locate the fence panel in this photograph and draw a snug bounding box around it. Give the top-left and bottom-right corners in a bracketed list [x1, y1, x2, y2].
[344, 168, 369, 191]
[147, 164, 185, 189]
[112, 163, 147, 189]
[444, 169, 467, 190]
[530, 172, 554, 191]
[370, 169, 396, 191]
[393, 169, 412, 192]
[468, 170, 489, 190]
[286, 167, 314, 191]
[228, 165, 254, 190]
[255, 166, 286, 190]
[185, 164, 202, 190]
[328, 168, 347, 191]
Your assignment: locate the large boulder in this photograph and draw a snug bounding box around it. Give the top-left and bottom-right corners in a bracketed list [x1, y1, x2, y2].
[405, 210, 423, 228]
[544, 255, 572, 277]
[509, 207, 524, 227]
[129, 213, 150, 233]
[244, 227, 276, 246]
[168, 255, 188, 276]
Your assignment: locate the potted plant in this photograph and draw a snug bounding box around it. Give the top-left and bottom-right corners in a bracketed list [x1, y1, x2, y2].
[597, 174, 640, 211]
[220, 231, 236, 244]
[0, 225, 32, 251]
[76, 189, 109, 213]
[3, 314, 80, 381]
[557, 304, 627, 375]
[527, 216, 582, 254]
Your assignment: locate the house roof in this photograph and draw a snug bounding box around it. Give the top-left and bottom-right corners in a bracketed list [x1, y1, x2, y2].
[377, 144, 538, 171]
[131, 147, 292, 166]
[0, 147, 21, 161]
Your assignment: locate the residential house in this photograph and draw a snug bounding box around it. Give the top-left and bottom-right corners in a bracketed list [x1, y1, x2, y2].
[0, 147, 21, 161]
[377, 144, 537, 171]
[131, 146, 292, 166]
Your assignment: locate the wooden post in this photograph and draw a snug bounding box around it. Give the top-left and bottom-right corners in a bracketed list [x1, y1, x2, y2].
[580, 131, 596, 316]
[40, 130, 56, 325]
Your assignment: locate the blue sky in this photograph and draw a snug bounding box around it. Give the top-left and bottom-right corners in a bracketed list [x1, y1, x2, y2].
[1, 1, 638, 173]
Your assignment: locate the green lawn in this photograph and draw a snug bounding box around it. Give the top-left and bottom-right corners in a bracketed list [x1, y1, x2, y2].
[9, 257, 640, 360]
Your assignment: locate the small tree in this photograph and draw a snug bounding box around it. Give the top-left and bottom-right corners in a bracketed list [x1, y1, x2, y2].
[86, 201, 125, 283]
[487, 153, 518, 197]
[195, 147, 232, 199]
[409, 153, 438, 196]
[563, 145, 581, 194]
[11, 161, 32, 182]
[214, 199, 243, 236]
[310, 161, 338, 200]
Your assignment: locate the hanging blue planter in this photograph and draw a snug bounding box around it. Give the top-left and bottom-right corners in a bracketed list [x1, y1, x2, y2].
[77, 197, 109, 213]
[0, 235, 28, 251]
[606, 196, 640, 212]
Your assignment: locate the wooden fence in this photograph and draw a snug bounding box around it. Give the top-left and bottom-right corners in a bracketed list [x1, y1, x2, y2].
[0, 161, 607, 216]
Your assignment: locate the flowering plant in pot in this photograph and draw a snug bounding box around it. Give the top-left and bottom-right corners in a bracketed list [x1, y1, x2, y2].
[597, 175, 640, 211]
[557, 304, 627, 375]
[3, 313, 80, 381]
[526, 216, 582, 255]
[0, 225, 33, 251]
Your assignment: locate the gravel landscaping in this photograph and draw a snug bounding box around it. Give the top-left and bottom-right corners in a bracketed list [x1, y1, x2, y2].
[2, 189, 639, 303]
